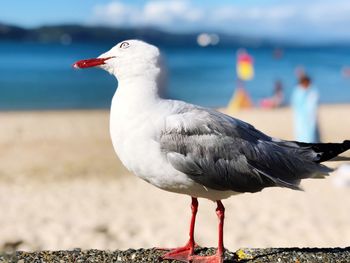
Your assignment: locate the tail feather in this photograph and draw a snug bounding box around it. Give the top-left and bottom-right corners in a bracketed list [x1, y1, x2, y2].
[291, 140, 350, 163]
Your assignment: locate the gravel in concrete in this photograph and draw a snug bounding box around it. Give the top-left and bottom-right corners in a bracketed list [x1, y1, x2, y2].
[1, 247, 350, 263]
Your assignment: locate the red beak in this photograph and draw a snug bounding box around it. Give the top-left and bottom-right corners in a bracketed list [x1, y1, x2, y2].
[73, 56, 114, 69]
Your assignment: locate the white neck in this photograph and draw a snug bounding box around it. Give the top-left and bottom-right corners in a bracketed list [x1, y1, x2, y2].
[111, 66, 165, 112]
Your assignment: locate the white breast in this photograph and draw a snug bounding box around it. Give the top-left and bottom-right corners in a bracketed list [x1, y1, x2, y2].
[109, 95, 187, 186]
[109, 91, 238, 201]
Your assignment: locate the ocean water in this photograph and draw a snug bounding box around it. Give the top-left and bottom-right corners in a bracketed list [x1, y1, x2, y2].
[1, 41, 350, 110]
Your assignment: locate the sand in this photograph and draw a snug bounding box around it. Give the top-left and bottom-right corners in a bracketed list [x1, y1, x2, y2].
[0, 105, 349, 252]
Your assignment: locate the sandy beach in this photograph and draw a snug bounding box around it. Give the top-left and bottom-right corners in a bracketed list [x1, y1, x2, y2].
[1, 105, 350, 252]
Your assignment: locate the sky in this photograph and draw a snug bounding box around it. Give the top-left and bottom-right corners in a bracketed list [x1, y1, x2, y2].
[1, 0, 350, 43]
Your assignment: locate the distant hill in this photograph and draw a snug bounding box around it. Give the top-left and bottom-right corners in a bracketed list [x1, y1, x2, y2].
[0, 23, 274, 48]
[2, 23, 349, 48]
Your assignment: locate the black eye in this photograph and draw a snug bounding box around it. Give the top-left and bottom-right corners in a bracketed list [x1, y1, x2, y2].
[119, 42, 130, 49]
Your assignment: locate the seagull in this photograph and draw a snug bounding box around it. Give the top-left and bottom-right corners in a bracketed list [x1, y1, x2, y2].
[73, 40, 350, 263]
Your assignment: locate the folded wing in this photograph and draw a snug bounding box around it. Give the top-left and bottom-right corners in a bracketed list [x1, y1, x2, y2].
[160, 107, 332, 193]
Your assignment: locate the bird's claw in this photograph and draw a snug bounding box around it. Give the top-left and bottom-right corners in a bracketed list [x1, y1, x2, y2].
[188, 254, 224, 263]
[160, 242, 198, 262]
[161, 245, 224, 263]
[161, 252, 223, 263]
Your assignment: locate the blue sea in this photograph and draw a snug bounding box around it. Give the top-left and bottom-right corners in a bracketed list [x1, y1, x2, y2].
[1, 41, 350, 110]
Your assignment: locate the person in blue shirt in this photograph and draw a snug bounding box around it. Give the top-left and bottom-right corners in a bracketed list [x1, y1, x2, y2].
[291, 75, 320, 143]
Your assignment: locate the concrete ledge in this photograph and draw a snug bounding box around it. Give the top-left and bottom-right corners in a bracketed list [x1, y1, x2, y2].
[1, 247, 350, 262]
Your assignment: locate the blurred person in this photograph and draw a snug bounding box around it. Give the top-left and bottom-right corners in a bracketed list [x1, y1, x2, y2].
[341, 66, 350, 78]
[291, 75, 320, 143]
[273, 48, 284, 60]
[227, 82, 253, 113]
[260, 80, 284, 108]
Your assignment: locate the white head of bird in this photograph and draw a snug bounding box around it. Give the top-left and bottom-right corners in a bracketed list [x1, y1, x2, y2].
[73, 40, 166, 104]
[74, 40, 162, 81]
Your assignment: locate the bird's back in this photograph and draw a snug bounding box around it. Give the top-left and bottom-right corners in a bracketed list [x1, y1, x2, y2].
[160, 105, 340, 193]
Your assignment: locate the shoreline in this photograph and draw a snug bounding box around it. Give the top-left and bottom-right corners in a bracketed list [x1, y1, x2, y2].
[0, 101, 350, 113]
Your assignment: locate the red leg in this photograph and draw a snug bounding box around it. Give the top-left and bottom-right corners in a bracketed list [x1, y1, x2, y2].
[216, 200, 225, 257]
[188, 196, 199, 252]
[161, 197, 199, 262]
[189, 200, 225, 263]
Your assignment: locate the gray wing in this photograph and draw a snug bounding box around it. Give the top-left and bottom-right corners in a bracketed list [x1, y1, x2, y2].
[160, 106, 332, 193]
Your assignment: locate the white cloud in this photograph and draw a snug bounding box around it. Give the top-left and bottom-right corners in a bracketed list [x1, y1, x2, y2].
[92, 2, 141, 26]
[143, 1, 203, 24]
[91, 0, 203, 29]
[211, 6, 296, 24]
[90, 0, 350, 41]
